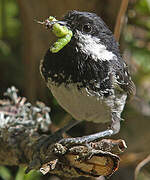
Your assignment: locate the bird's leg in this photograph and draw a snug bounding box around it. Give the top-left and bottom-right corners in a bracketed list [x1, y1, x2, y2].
[59, 112, 121, 147]
[39, 119, 81, 148]
[40, 113, 120, 149]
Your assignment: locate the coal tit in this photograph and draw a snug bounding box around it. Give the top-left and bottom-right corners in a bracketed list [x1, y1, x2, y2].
[40, 10, 136, 143]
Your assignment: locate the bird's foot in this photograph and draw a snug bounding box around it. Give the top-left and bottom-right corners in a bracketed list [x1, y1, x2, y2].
[58, 129, 114, 148]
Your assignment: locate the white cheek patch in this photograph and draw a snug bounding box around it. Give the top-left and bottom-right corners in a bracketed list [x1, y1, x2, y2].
[76, 31, 116, 61]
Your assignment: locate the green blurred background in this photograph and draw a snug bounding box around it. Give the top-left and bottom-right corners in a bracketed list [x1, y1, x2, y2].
[0, 0, 150, 179]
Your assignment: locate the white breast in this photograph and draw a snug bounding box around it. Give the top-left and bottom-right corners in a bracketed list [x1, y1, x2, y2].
[47, 81, 111, 123]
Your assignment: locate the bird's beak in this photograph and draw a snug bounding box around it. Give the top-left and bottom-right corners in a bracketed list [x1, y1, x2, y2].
[53, 21, 67, 26]
[35, 18, 67, 29]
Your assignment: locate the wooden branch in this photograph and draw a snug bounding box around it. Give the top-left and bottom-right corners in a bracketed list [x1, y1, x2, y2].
[0, 87, 126, 178]
[114, 0, 129, 41]
[38, 140, 124, 178]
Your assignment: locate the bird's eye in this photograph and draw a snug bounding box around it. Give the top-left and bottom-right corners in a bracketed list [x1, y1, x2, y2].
[82, 24, 92, 33]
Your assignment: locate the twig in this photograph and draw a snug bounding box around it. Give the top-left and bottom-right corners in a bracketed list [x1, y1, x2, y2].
[134, 154, 150, 180]
[114, 0, 129, 41]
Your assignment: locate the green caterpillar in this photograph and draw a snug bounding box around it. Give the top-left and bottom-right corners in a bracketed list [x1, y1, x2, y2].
[49, 16, 73, 53]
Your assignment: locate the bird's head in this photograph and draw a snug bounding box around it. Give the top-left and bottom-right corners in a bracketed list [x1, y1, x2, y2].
[60, 10, 119, 59]
[63, 10, 112, 38]
[37, 10, 119, 57]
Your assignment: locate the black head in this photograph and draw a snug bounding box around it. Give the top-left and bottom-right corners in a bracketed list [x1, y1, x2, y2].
[60, 10, 119, 55]
[63, 10, 112, 36]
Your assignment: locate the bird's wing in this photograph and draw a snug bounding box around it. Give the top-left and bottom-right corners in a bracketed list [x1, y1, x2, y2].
[115, 62, 136, 99]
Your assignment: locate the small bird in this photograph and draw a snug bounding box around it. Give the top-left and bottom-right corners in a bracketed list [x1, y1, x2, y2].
[40, 10, 136, 144]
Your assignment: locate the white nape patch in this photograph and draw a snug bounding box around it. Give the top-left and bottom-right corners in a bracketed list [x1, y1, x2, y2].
[76, 31, 116, 61]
